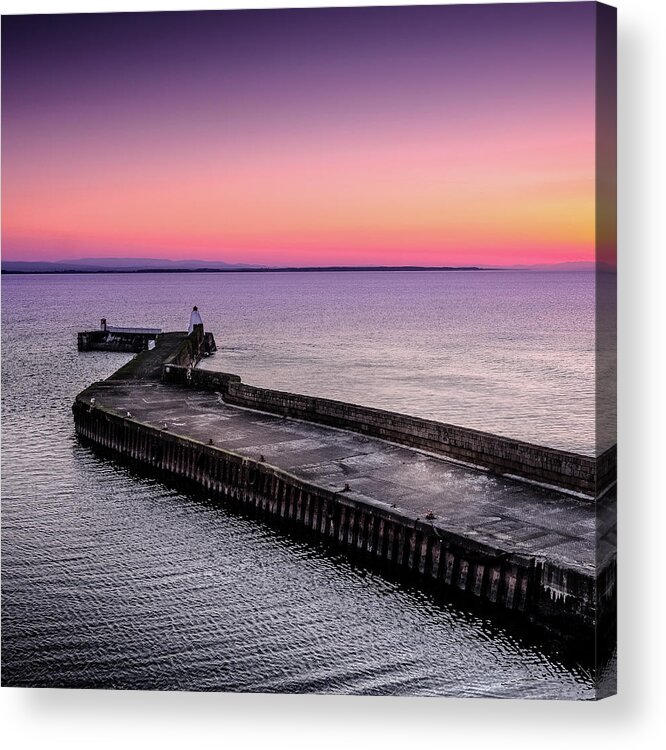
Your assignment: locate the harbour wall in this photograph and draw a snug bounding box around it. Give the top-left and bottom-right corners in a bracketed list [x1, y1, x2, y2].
[72, 399, 613, 638]
[103, 326, 217, 381]
[161, 365, 613, 498]
[77, 329, 158, 353]
[162, 326, 217, 368]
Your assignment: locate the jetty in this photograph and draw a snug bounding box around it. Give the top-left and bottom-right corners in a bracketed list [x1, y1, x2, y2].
[73, 325, 616, 651]
[77, 318, 163, 353]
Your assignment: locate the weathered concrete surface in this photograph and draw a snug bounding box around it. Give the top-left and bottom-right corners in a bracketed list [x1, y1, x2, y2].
[78, 378, 614, 578]
[108, 333, 189, 380]
[107, 327, 216, 381]
[162, 366, 612, 498]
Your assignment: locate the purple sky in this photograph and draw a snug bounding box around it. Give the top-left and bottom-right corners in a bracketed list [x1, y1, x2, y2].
[2, 4, 613, 266]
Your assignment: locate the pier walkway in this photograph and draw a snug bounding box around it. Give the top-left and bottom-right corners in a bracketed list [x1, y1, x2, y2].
[73, 327, 616, 645]
[79, 377, 614, 577]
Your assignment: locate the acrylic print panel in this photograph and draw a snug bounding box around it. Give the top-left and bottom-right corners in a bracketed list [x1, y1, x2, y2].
[1, 3, 616, 699]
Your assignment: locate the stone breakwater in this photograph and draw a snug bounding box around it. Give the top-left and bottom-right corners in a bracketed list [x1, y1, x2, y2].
[77, 328, 159, 353]
[162, 366, 614, 499]
[72, 328, 616, 659]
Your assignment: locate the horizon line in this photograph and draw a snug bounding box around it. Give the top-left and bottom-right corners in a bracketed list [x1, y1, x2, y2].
[1, 262, 615, 276]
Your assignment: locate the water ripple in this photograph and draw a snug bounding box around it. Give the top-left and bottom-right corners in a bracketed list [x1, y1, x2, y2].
[1, 273, 600, 697]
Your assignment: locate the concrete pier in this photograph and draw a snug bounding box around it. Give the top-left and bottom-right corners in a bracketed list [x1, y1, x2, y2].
[77, 319, 163, 353]
[73, 327, 616, 648]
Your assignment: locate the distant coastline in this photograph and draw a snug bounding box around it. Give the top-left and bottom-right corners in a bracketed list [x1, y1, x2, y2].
[1, 260, 614, 275]
[2, 265, 491, 275]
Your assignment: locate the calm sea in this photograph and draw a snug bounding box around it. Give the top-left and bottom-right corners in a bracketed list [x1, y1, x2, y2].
[1, 271, 604, 697]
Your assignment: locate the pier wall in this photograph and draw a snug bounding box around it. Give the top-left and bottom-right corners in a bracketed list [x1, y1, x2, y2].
[161, 365, 611, 498]
[77, 330, 158, 353]
[72, 400, 611, 636]
[161, 325, 216, 369]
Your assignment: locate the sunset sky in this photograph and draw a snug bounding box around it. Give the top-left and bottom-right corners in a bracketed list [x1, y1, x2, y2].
[2, 4, 606, 267]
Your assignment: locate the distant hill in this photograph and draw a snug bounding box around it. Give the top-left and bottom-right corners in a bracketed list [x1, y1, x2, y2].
[1, 257, 262, 273]
[1, 257, 616, 274]
[2, 260, 488, 274]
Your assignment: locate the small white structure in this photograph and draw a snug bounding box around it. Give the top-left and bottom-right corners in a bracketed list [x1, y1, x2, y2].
[188, 306, 203, 334]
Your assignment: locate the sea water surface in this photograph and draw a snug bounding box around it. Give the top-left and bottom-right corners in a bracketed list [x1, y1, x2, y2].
[2, 272, 601, 697]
